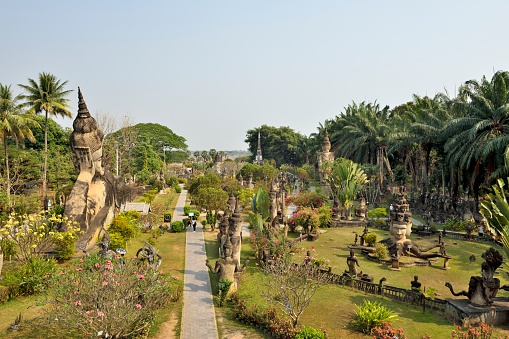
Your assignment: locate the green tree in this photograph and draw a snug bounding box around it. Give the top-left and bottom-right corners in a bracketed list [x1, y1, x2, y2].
[323, 158, 368, 218]
[0, 84, 40, 209]
[444, 71, 509, 203]
[18, 73, 73, 209]
[245, 125, 306, 166]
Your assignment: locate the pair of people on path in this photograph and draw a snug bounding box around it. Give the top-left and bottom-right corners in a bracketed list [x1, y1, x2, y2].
[188, 218, 197, 232]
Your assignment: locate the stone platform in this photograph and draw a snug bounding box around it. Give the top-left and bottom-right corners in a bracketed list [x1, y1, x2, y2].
[447, 298, 509, 326]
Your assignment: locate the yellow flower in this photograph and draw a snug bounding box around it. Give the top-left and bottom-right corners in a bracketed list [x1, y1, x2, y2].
[31, 244, 37, 249]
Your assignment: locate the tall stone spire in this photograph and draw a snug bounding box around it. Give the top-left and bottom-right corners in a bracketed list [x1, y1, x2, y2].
[254, 131, 263, 165]
[322, 129, 331, 152]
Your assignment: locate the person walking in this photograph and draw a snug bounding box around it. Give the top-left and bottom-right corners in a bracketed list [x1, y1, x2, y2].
[192, 219, 197, 232]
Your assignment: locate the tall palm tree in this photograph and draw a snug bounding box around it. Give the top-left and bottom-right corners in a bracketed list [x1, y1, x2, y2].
[443, 71, 509, 204]
[0, 84, 40, 209]
[18, 73, 72, 209]
[331, 101, 394, 189]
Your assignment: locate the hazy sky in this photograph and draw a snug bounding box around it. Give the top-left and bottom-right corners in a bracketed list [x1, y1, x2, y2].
[2, 1, 509, 151]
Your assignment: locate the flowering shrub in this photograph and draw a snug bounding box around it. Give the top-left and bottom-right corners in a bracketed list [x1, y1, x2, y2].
[371, 322, 407, 339]
[288, 207, 321, 232]
[288, 191, 325, 208]
[47, 255, 173, 338]
[230, 293, 297, 339]
[0, 211, 81, 261]
[450, 323, 503, 339]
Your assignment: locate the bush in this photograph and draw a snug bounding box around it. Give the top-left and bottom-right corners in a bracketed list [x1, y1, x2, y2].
[450, 323, 494, 339]
[171, 221, 185, 233]
[374, 243, 388, 260]
[0, 285, 8, 304]
[51, 230, 80, 260]
[0, 237, 16, 257]
[175, 185, 182, 193]
[368, 207, 387, 219]
[109, 232, 125, 251]
[295, 326, 325, 339]
[352, 300, 397, 334]
[183, 205, 192, 215]
[371, 322, 406, 339]
[109, 215, 139, 240]
[364, 233, 377, 247]
[48, 256, 173, 338]
[3, 257, 56, 299]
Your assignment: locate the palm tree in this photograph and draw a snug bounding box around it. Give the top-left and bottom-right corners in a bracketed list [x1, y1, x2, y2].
[443, 71, 509, 205]
[0, 84, 40, 209]
[18, 73, 73, 209]
[331, 101, 394, 190]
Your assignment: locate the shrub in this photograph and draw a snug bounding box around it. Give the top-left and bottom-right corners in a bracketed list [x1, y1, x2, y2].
[3, 257, 56, 299]
[295, 326, 325, 339]
[108, 232, 125, 251]
[183, 205, 192, 215]
[171, 221, 185, 233]
[217, 278, 233, 307]
[0, 237, 16, 257]
[51, 230, 80, 260]
[368, 207, 387, 219]
[174, 185, 182, 193]
[48, 256, 172, 338]
[0, 285, 8, 304]
[371, 322, 407, 339]
[450, 323, 494, 339]
[352, 300, 397, 333]
[374, 243, 388, 260]
[109, 215, 139, 240]
[364, 233, 377, 247]
[206, 211, 216, 226]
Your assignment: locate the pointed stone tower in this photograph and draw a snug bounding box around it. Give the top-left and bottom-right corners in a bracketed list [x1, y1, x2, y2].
[254, 131, 263, 165]
[317, 129, 334, 181]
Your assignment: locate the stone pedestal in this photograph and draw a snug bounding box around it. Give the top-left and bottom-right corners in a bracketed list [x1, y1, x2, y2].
[441, 257, 451, 270]
[389, 259, 401, 271]
[447, 298, 509, 326]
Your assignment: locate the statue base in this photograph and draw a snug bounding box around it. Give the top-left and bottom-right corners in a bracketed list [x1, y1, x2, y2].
[447, 298, 509, 326]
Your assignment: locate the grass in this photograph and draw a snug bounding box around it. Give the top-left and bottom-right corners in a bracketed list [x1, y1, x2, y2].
[205, 220, 509, 339]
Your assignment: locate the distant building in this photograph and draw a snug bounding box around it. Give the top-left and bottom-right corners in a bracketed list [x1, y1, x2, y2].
[120, 202, 152, 215]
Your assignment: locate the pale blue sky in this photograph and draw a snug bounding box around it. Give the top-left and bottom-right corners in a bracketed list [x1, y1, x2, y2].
[2, 1, 509, 151]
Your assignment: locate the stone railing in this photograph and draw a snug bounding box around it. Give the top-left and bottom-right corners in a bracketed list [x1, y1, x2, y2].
[318, 269, 448, 314]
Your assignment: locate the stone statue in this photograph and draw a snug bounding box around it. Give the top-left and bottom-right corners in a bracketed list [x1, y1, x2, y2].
[382, 193, 446, 261]
[63, 88, 125, 250]
[97, 228, 115, 259]
[411, 275, 422, 291]
[355, 197, 367, 221]
[206, 237, 249, 295]
[446, 248, 506, 306]
[346, 249, 360, 277]
[136, 242, 162, 269]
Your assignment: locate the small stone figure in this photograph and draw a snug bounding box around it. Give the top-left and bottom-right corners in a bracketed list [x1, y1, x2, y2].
[439, 242, 447, 256]
[411, 275, 422, 291]
[353, 232, 358, 246]
[438, 232, 443, 245]
[360, 225, 368, 246]
[346, 249, 360, 277]
[98, 228, 115, 258]
[136, 242, 162, 269]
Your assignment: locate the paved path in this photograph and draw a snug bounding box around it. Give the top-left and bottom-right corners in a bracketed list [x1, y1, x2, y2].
[178, 188, 219, 339]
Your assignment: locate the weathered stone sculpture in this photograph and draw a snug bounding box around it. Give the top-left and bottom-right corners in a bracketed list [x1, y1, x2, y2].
[63, 88, 121, 250]
[346, 249, 360, 277]
[136, 242, 162, 269]
[317, 130, 334, 182]
[355, 197, 367, 221]
[445, 248, 505, 306]
[383, 193, 445, 261]
[206, 238, 249, 294]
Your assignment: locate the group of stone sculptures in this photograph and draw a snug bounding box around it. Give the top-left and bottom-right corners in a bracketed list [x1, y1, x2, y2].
[206, 195, 249, 294]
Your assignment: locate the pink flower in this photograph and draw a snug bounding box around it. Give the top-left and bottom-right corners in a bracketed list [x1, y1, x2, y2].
[76, 267, 83, 272]
[104, 272, 109, 277]
[172, 276, 179, 280]
[94, 263, 101, 268]
[135, 304, 142, 309]
[74, 291, 80, 295]
[60, 271, 65, 275]
[79, 259, 84, 263]
[97, 311, 105, 317]
[138, 274, 145, 280]
[85, 310, 91, 315]
[74, 300, 82, 306]
[71, 281, 78, 286]
[158, 270, 164, 275]
[102, 281, 108, 286]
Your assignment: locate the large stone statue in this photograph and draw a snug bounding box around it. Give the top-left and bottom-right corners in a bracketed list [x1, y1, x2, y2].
[317, 130, 334, 182]
[206, 238, 249, 295]
[63, 88, 121, 249]
[445, 248, 507, 306]
[382, 193, 446, 261]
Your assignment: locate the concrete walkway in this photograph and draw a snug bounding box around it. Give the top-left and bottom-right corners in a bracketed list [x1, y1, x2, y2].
[178, 188, 219, 339]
